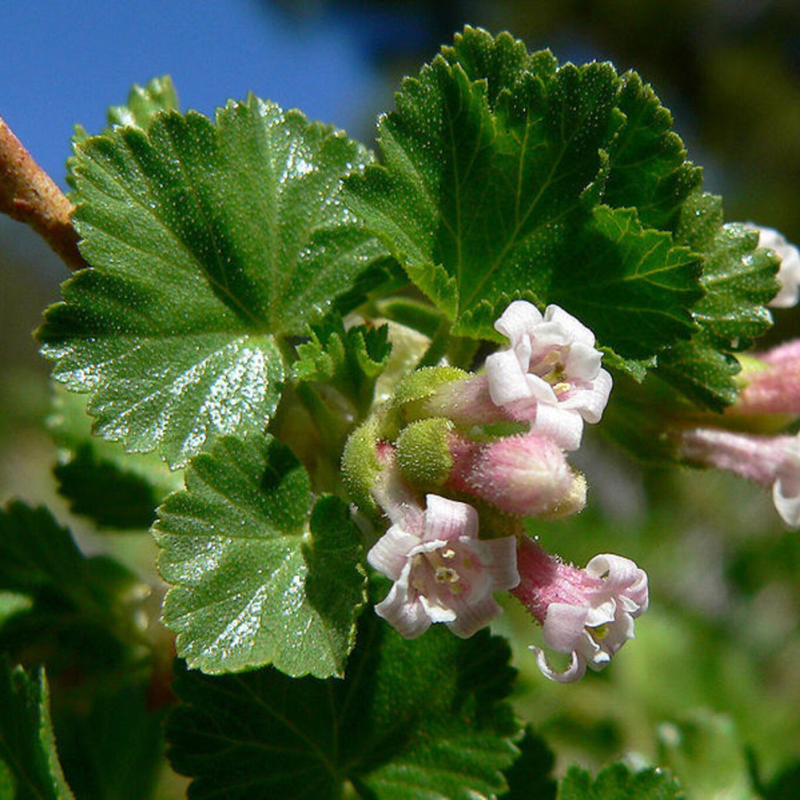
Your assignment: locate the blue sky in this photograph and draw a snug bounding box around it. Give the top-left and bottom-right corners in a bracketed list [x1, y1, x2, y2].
[1, 1, 382, 190]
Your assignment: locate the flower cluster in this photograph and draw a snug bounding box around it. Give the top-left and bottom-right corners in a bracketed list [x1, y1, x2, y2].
[345, 300, 649, 681]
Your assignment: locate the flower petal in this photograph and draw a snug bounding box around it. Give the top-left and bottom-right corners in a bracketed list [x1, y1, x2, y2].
[423, 494, 479, 542]
[374, 573, 432, 639]
[485, 347, 531, 405]
[495, 299, 544, 340]
[367, 526, 422, 580]
[531, 646, 587, 683]
[541, 602, 590, 653]
[447, 595, 504, 638]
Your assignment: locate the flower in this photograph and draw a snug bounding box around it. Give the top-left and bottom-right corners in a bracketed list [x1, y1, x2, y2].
[511, 536, 648, 682]
[754, 225, 800, 309]
[367, 494, 520, 639]
[727, 340, 800, 418]
[485, 301, 613, 450]
[676, 426, 800, 526]
[446, 432, 586, 518]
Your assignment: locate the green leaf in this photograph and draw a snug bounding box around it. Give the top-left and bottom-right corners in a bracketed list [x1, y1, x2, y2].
[154, 433, 366, 678]
[294, 314, 392, 415]
[40, 95, 385, 467]
[676, 192, 779, 350]
[654, 339, 741, 410]
[0, 502, 148, 688]
[501, 726, 557, 800]
[655, 191, 780, 409]
[344, 26, 703, 355]
[107, 75, 180, 129]
[549, 205, 701, 360]
[599, 71, 702, 231]
[52, 686, 165, 800]
[0, 659, 75, 800]
[49, 388, 183, 530]
[69, 76, 180, 187]
[558, 763, 685, 800]
[165, 614, 522, 799]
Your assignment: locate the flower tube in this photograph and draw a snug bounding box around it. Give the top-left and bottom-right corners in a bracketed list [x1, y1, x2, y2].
[511, 536, 648, 682]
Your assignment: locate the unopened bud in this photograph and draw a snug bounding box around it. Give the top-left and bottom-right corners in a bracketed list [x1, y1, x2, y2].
[395, 418, 455, 488]
[448, 433, 586, 518]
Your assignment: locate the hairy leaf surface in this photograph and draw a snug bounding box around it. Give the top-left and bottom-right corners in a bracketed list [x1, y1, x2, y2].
[166, 615, 521, 799]
[344, 26, 704, 358]
[41, 95, 384, 466]
[154, 433, 366, 678]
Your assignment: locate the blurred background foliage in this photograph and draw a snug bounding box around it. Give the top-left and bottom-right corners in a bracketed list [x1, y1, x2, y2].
[2, 1, 800, 797]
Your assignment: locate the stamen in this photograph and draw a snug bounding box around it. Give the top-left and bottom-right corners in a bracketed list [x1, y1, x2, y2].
[435, 566, 460, 584]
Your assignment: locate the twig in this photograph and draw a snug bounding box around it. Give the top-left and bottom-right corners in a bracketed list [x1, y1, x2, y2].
[0, 114, 87, 271]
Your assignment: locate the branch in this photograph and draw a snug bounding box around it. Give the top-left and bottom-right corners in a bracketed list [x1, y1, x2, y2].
[0, 115, 87, 271]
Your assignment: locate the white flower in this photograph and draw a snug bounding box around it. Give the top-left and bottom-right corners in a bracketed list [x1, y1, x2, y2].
[367, 494, 520, 639]
[511, 537, 648, 682]
[755, 225, 800, 309]
[485, 301, 613, 450]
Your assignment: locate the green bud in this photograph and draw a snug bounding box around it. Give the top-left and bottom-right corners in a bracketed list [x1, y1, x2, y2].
[395, 418, 455, 489]
[392, 366, 470, 424]
[341, 414, 383, 516]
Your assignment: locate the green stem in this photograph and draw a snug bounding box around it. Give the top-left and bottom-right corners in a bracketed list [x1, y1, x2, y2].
[417, 316, 452, 368]
[374, 296, 443, 339]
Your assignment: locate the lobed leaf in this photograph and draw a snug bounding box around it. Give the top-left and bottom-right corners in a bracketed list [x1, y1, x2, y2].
[549, 205, 702, 359]
[558, 763, 685, 800]
[294, 314, 392, 416]
[40, 95, 385, 467]
[0, 659, 75, 800]
[69, 75, 180, 187]
[48, 388, 182, 530]
[0, 502, 148, 687]
[599, 71, 702, 231]
[165, 614, 522, 799]
[154, 433, 366, 678]
[344, 26, 704, 357]
[655, 191, 781, 409]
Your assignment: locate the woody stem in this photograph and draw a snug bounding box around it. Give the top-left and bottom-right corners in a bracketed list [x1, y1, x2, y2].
[0, 114, 87, 271]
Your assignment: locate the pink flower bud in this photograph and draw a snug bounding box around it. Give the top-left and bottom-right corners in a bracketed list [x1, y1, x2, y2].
[447, 433, 586, 518]
[729, 341, 800, 417]
[511, 536, 648, 682]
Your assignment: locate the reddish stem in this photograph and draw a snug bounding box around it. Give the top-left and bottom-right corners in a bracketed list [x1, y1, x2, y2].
[0, 114, 87, 271]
